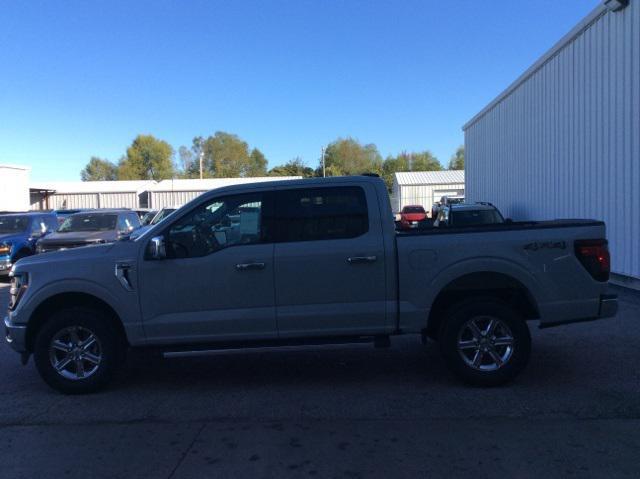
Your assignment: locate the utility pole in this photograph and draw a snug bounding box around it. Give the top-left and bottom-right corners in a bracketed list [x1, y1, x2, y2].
[321, 146, 326, 178]
[199, 150, 204, 180]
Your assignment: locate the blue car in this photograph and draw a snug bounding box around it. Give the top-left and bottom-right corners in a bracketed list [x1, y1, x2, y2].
[0, 212, 59, 275]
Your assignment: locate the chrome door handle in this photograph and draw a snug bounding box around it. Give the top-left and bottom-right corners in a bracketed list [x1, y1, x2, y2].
[235, 262, 266, 271]
[347, 256, 377, 264]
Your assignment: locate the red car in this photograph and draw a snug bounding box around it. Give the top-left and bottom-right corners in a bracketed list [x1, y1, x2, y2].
[399, 205, 427, 229]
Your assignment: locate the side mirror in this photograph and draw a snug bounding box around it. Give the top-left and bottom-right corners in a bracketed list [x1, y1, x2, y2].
[148, 236, 166, 260]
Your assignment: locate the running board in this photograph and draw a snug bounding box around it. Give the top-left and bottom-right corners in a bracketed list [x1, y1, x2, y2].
[162, 336, 390, 359]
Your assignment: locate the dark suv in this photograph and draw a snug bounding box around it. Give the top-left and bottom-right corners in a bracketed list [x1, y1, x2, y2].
[433, 202, 506, 228]
[0, 212, 59, 275]
[36, 210, 141, 253]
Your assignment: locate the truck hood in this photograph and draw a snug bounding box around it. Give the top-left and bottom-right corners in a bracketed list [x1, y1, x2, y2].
[13, 243, 118, 274]
[0, 233, 26, 244]
[39, 231, 117, 244]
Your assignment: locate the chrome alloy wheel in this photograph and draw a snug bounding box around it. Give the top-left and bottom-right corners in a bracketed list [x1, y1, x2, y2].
[457, 316, 514, 371]
[48, 326, 102, 380]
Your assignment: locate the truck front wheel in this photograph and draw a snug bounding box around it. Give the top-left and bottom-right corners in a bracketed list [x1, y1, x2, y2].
[33, 308, 121, 394]
[439, 298, 531, 387]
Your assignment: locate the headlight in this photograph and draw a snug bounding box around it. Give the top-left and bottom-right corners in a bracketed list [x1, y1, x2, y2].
[0, 243, 11, 255]
[8, 271, 28, 310]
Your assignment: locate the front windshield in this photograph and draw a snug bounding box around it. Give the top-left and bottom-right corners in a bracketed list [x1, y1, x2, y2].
[0, 216, 29, 234]
[59, 214, 117, 232]
[150, 208, 176, 225]
[403, 206, 425, 214]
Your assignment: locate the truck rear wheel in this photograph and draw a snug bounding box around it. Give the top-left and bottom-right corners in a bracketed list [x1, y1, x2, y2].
[33, 308, 121, 394]
[439, 298, 531, 387]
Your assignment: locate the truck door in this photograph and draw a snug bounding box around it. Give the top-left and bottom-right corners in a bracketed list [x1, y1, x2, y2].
[138, 191, 277, 344]
[273, 184, 387, 337]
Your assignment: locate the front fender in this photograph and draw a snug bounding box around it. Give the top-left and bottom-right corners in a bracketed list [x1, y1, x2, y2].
[12, 278, 145, 346]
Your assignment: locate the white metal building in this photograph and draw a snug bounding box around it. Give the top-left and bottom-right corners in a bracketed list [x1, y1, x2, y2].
[146, 177, 301, 209]
[463, 0, 639, 282]
[29, 177, 302, 211]
[391, 171, 465, 213]
[30, 180, 155, 210]
[0, 164, 31, 212]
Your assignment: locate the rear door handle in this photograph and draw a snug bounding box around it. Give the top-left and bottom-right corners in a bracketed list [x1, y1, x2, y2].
[236, 262, 266, 271]
[347, 256, 377, 264]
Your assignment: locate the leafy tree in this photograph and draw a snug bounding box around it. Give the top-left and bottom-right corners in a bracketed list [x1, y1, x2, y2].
[319, 137, 383, 177]
[380, 151, 442, 190]
[80, 157, 118, 181]
[118, 135, 175, 180]
[197, 132, 253, 177]
[449, 145, 464, 170]
[248, 148, 268, 176]
[269, 157, 315, 177]
[179, 136, 205, 178]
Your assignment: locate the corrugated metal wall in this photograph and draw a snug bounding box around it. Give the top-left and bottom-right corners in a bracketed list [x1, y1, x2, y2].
[149, 190, 206, 209]
[43, 192, 139, 209]
[464, 1, 639, 279]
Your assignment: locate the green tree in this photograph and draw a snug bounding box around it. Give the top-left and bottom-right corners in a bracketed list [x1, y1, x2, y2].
[248, 148, 268, 176]
[448, 145, 464, 170]
[80, 157, 118, 181]
[118, 134, 175, 180]
[180, 136, 205, 178]
[269, 157, 315, 177]
[198, 131, 254, 177]
[319, 137, 383, 177]
[380, 151, 442, 190]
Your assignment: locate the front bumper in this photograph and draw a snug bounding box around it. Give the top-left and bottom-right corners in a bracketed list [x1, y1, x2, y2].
[0, 257, 12, 275]
[539, 294, 618, 329]
[4, 316, 27, 353]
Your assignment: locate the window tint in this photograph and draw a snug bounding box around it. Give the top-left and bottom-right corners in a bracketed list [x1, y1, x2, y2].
[59, 214, 117, 232]
[403, 206, 425, 214]
[117, 215, 137, 233]
[452, 209, 504, 227]
[30, 218, 45, 235]
[167, 193, 263, 258]
[44, 216, 59, 232]
[274, 186, 368, 242]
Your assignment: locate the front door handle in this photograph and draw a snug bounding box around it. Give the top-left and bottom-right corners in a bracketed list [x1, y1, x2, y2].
[235, 262, 266, 271]
[347, 255, 377, 264]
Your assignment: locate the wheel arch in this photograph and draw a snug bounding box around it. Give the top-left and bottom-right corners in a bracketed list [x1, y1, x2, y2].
[425, 271, 540, 340]
[25, 292, 128, 352]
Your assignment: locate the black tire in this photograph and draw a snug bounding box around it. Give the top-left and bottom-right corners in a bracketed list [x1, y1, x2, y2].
[439, 298, 531, 387]
[33, 308, 122, 394]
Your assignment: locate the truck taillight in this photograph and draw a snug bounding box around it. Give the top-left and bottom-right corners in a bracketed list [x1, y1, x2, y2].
[574, 239, 610, 282]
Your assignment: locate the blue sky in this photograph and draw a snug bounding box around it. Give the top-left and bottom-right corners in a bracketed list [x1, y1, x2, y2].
[0, 0, 597, 181]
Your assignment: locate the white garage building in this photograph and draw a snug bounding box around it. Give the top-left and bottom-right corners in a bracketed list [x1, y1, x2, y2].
[391, 170, 465, 213]
[463, 0, 639, 284]
[29, 176, 302, 211]
[30, 180, 155, 210]
[0, 164, 31, 212]
[145, 177, 301, 209]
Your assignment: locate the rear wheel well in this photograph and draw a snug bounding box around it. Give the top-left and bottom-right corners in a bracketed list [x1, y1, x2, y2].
[26, 293, 128, 352]
[426, 272, 539, 340]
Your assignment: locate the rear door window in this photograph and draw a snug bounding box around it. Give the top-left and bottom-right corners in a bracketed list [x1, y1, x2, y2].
[273, 186, 369, 242]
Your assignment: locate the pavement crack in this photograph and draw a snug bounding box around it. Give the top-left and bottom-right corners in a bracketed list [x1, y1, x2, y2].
[167, 422, 206, 479]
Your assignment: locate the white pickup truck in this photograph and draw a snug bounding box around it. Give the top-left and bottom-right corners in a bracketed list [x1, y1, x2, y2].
[5, 176, 617, 394]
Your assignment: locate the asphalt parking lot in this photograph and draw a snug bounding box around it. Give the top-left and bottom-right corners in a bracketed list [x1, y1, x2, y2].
[0, 282, 639, 478]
